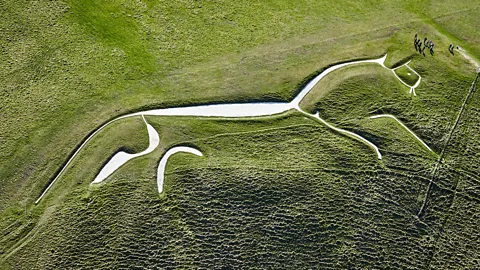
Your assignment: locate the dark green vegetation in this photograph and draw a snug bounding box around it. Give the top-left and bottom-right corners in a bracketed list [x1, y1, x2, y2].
[1, 0, 479, 269]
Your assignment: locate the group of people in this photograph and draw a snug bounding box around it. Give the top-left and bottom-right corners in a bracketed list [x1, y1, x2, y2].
[414, 34, 435, 56]
[448, 44, 457, 55]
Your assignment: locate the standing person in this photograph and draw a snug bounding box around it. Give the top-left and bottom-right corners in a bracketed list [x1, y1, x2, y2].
[414, 34, 418, 50]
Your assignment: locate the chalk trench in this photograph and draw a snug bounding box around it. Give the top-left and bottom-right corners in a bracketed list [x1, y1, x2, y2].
[36, 55, 429, 203]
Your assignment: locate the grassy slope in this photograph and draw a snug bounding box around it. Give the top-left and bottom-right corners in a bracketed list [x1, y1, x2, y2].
[1, 0, 479, 268]
[427, 73, 480, 269]
[304, 58, 473, 153]
[2, 112, 435, 269]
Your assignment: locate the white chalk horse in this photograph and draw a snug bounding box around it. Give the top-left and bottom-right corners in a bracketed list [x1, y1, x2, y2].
[35, 55, 424, 204]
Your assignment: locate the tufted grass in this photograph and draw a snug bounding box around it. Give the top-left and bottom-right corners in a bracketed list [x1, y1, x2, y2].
[1, 0, 479, 268]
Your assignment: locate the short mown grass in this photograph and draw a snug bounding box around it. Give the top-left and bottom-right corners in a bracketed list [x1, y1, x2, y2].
[1, 0, 480, 268]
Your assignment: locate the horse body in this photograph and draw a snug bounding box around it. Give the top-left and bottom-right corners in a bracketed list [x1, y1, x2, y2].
[36, 54, 428, 203]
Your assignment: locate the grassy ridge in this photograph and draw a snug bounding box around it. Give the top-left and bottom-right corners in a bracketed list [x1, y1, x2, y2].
[306, 54, 474, 153]
[2, 113, 435, 269]
[427, 74, 480, 268]
[1, 0, 477, 210]
[1, 0, 480, 268]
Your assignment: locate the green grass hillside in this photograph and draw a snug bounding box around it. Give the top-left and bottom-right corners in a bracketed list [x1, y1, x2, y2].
[1, 0, 479, 269]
